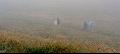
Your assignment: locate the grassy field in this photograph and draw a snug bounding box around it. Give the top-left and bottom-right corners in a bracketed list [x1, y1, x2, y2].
[0, 30, 92, 53]
[0, 17, 120, 53]
[0, 29, 119, 53]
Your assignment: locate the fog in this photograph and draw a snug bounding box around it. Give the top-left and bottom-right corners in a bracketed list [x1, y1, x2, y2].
[0, 0, 120, 35]
[1, 0, 120, 53]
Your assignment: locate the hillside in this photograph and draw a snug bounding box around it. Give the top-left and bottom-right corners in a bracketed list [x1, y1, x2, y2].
[0, 18, 119, 53]
[0, 30, 119, 53]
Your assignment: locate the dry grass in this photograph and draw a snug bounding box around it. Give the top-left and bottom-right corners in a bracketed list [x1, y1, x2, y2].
[0, 30, 90, 53]
[0, 30, 118, 53]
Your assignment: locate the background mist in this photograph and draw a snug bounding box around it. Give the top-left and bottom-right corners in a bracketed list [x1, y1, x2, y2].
[0, 0, 120, 35]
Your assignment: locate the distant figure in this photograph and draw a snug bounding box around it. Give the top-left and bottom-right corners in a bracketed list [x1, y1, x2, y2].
[84, 20, 96, 32]
[54, 17, 60, 26]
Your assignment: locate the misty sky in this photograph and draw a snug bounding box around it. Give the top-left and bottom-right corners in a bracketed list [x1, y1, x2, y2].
[0, 0, 120, 33]
[0, 0, 120, 16]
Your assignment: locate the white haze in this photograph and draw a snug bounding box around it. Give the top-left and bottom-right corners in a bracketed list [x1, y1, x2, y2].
[0, 0, 120, 35]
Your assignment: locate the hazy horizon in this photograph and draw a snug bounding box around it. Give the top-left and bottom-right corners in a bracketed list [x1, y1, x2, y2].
[0, 0, 120, 53]
[0, 0, 120, 35]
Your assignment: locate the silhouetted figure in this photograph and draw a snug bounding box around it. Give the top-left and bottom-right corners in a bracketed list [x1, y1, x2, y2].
[84, 20, 96, 32]
[54, 17, 60, 26]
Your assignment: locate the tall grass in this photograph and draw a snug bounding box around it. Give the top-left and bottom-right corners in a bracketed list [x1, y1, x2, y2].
[0, 30, 117, 53]
[0, 30, 90, 53]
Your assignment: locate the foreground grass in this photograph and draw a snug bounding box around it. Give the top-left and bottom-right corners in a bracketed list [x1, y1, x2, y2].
[0, 30, 91, 53]
[0, 30, 117, 53]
